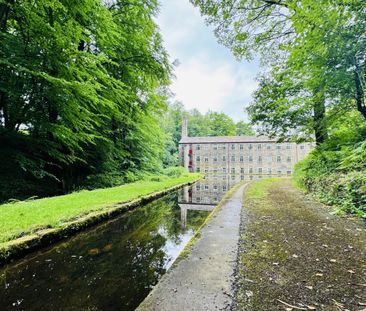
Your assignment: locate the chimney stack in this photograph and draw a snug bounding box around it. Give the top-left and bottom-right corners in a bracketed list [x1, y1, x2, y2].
[182, 117, 188, 138]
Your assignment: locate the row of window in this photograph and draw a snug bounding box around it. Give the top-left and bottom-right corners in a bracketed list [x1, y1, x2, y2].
[196, 167, 292, 175]
[196, 155, 292, 163]
[194, 143, 308, 151]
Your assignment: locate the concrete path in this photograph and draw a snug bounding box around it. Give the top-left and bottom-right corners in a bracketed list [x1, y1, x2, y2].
[137, 184, 246, 311]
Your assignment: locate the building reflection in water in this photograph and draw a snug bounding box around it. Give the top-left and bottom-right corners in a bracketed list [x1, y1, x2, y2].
[178, 173, 239, 229]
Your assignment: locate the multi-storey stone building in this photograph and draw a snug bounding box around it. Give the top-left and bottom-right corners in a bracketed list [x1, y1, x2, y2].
[179, 118, 314, 181]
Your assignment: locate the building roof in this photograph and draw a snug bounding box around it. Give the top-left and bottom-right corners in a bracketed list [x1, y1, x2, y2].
[179, 136, 277, 144]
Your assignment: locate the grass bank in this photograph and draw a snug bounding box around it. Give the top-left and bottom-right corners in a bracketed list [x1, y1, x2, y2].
[0, 173, 201, 246]
[236, 178, 366, 310]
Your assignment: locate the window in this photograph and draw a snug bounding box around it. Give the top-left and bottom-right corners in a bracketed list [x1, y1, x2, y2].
[258, 168, 262, 173]
[249, 167, 253, 173]
[231, 144, 236, 150]
[196, 168, 200, 172]
[287, 156, 291, 163]
[258, 156, 262, 162]
[223, 185, 227, 191]
[223, 145, 227, 150]
[231, 156, 235, 162]
[204, 144, 209, 150]
[204, 157, 209, 162]
[240, 156, 244, 162]
[213, 185, 218, 190]
[213, 157, 218, 162]
[196, 156, 200, 162]
[257, 144, 262, 150]
[277, 170, 282, 175]
[249, 144, 253, 150]
[240, 144, 244, 150]
[241, 168, 244, 173]
[300, 145, 305, 150]
[241, 175, 244, 180]
[250, 175, 253, 180]
[231, 168, 235, 174]
[213, 144, 218, 150]
[196, 197, 201, 203]
[196, 145, 201, 150]
[213, 169, 218, 174]
[287, 170, 292, 175]
[196, 185, 200, 190]
[231, 175, 235, 180]
[249, 156, 253, 162]
[277, 156, 281, 163]
[267, 144, 271, 150]
[286, 144, 291, 149]
[268, 168, 272, 174]
[222, 156, 226, 162]
[276, 145, 281, 150]
[223, 167, 227, 173]
[204, 168, 209, 173]
[204, 185, 209, 190]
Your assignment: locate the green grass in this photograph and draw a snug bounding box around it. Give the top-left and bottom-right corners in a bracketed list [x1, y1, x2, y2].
[0, 173, 202, 244]
[245, 178, 278, 200]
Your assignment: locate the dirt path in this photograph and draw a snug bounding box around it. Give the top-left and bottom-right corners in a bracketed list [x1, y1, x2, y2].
[235, 179, 366, 311]
[137, 184, 246, 311]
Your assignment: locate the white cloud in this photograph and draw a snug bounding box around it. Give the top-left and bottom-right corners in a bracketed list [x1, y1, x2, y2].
[157, 0, 260, 122]
[171, 55, 258, 119]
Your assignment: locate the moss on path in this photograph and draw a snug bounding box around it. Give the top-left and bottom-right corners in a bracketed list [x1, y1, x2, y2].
[236, 178, 366, 311]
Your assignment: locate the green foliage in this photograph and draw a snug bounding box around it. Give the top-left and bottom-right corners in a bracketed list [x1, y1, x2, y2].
[0, 0, 171, 200]
[162, 166, 188, 177]
[294, 112, 366, 217]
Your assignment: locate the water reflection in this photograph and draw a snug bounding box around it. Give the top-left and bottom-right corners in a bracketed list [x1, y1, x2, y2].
[0, 191, 210, 311]
[178, 173, 237, 229]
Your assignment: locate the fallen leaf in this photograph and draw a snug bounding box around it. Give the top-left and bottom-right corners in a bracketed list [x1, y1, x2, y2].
[305, 286, 313, 290]
[315, 273, 323, 277]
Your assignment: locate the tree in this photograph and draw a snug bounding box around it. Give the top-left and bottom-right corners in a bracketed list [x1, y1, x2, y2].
[236, 121, 255, 136]
[191, 0, 366, 142]
[0, 0, 171, 200]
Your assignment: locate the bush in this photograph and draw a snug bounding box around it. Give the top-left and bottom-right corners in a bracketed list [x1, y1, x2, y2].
[295, 146, 366, 218]
[162, 166, 188, 177]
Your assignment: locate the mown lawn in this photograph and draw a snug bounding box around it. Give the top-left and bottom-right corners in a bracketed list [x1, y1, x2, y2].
[0, 173, 201, 244]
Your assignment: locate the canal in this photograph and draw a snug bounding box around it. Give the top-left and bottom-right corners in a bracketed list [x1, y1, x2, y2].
[0, 177, 236, 310]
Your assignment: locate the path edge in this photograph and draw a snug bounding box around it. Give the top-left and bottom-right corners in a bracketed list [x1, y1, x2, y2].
[136, 181, 248, 311]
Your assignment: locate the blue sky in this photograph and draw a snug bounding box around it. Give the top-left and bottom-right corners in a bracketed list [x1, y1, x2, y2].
[156, 0, 260, 122]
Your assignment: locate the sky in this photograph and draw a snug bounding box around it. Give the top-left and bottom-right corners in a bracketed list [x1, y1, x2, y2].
[156, 0, 260, 122]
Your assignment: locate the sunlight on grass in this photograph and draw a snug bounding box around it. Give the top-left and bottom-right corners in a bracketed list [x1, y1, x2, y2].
[0, 173, 201, 244]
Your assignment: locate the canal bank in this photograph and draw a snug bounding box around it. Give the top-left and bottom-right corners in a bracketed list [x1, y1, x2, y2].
[0, 174, 202, 266]
[0, 184, 212, 310]
[137, 182, 247, 311]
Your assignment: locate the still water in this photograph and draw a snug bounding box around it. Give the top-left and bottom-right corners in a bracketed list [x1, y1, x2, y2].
[0, 179, 237, 311]
[0, 177, 235, 311]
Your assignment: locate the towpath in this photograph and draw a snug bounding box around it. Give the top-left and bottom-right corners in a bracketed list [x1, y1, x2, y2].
[137, 184, 246, 311]
[235, 179, 366, 311]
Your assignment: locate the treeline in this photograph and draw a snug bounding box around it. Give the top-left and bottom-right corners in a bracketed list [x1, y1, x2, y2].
[0, 0, 253, 202]
[0, 0, 171, 201]
[161, 101, 254, 167]
[192, 0, 366, 216]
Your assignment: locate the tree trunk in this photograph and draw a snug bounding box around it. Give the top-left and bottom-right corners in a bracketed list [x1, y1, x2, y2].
[0, 0, 14, 31]
[313, 90, 328, 145]
[354, 70, 366, 120]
